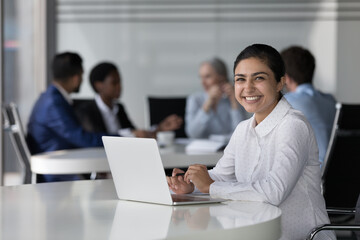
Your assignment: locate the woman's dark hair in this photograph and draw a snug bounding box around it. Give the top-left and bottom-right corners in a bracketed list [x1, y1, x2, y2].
[233, 44, 285, 83]
[52, 52, 83, 81]
[89, 62, 118, 93]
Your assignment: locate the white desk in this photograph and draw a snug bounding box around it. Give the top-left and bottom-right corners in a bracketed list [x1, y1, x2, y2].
[0, 180, 282, 240]
[30, 144, 223, 175]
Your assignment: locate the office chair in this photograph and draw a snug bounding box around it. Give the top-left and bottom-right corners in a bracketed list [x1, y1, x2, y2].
[309, 103, 360, 239]
[148, 96, 187, 138]
[321, 103, 360, 209]
[72, 98, 92, 109]
[3, 102, 100, 183]
[306, 194, 360, 240]
[2, 103, 33, 184]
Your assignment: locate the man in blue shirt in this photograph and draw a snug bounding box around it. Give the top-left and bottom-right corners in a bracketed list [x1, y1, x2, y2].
[281, 46, 336, 165]
[27, 52, 108, 182]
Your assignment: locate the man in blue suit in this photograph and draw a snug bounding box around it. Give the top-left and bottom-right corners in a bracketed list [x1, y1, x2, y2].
[27, 52, 108, 182]
[281, 46, 336, 165]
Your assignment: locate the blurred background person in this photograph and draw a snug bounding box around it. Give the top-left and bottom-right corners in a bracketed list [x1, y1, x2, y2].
[75, 62, 182, 138]
[281, 46, 336, 165]
[185, 57, 248, 139]
[27, 52, 107, 182]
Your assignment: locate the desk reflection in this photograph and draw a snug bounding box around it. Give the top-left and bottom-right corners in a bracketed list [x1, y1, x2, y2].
[0, 180, 280, 240]
[109, 201, 281, 240]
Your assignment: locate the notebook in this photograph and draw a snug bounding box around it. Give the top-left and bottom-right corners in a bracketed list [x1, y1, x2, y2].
[102, 136, 224, 205]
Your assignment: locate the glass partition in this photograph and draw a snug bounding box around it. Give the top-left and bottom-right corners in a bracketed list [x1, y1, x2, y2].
[1, 0, 47, 185]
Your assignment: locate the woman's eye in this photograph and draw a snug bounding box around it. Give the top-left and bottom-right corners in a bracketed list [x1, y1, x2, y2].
[235, 78, 245, 82]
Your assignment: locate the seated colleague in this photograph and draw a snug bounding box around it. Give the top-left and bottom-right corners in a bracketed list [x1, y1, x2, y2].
[185, 57, 248, 139]
[27, 52, 108, 182]
[168, 44, 335, 240]
[74, 62, 182, 138]
[281, 46, 336, 164]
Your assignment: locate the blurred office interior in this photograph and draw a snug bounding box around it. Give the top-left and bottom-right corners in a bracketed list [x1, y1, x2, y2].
[1, 0, 360, 185]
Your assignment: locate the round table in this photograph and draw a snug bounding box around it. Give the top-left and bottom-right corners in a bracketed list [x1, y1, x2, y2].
[0, 180, 282, 240]
[30, 144, 223, 175]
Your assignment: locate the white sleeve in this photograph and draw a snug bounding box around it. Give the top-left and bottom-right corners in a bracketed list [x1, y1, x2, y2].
[208, 126, 239, 182]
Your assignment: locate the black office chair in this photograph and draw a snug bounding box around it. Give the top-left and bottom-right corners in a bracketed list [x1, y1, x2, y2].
[2, 103, 33, 184]
[321, 103, 360, 209]
[73, 98, 92, 110]
[306, 194, 360, 240]
[308, 103, 360, 239]
[147, 96, 187, 138]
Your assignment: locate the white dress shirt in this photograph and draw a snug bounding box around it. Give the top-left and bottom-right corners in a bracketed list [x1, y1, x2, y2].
[95, 95, 135, 137]
[208, 97, 335, 240]
[95, 94, 122, 134]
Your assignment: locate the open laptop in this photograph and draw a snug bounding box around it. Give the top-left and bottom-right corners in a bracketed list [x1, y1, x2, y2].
[102, 136, 224, 205]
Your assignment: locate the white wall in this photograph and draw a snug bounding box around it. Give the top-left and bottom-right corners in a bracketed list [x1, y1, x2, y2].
[336, 21, 360, 103]
[56, 0, 359, 128]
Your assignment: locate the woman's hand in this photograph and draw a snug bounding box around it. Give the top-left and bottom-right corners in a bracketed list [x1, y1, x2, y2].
[157, 114, 183, 132]
[167, 168, 194, 194]
[184, 164, 214, 193]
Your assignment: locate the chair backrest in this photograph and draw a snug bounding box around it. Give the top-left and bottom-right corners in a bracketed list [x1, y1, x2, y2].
[2, 103, 32, 184]
[148, 96, 187, 138]
[72, 98, 92, 109]
[321, 103, 360, 208]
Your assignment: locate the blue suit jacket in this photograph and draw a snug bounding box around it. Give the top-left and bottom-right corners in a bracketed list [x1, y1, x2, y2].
[27, 85, 106, 182]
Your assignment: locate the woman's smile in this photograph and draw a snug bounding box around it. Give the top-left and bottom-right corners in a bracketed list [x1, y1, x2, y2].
[242, 95, 263, 103]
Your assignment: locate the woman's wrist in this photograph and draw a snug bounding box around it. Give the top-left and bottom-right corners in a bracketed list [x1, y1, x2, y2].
[206, 179, 215, 193]
[203, 100, 213, 112]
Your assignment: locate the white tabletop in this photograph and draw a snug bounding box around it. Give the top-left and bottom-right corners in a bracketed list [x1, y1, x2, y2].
[31, 144, 223, 174]
[0, 180, 281, 240]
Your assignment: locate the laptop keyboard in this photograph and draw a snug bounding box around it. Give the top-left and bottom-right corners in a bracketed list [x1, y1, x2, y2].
[171, 194, 213, 202]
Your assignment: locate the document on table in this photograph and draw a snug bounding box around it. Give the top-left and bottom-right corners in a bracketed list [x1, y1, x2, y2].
[208, 134, 231, 143]
[185, 139, 225, 154]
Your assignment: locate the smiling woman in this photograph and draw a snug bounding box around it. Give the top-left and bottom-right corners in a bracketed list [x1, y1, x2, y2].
[233, 44, 285, 125]
[167, 44, 335, 240]
[234, 58, 284, 124]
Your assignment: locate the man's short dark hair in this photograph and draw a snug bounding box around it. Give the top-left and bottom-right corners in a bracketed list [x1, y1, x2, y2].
[52, 52, 83, 82]
[281, 46, 315, 85]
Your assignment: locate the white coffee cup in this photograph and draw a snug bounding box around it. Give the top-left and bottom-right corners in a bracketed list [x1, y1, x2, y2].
[156, 131, 175, 147]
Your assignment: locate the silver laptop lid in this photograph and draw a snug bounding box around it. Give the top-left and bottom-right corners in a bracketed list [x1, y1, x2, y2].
[103, 136, 173, 205]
